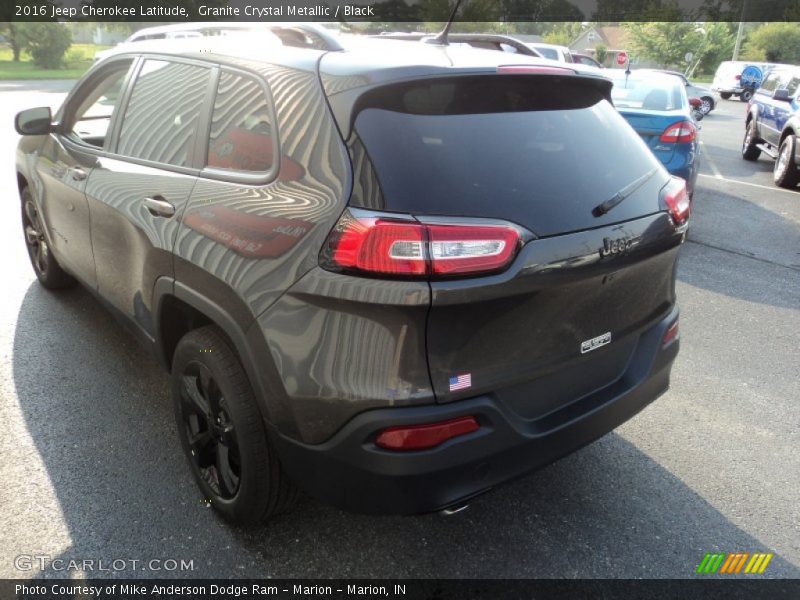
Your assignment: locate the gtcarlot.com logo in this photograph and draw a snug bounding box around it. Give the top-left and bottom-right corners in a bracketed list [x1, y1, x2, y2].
[14, 555, 195, 573]
[696, 552, 773, 574]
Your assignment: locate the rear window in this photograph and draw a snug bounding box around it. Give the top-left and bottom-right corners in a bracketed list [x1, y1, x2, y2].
[350, 76, 665, 236]
[608, 75, 683, 110]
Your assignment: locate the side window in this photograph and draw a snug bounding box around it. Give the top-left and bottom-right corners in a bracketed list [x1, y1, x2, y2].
[786, 75, 800, 97]
[117, 59, 211, 167]
[66, 60, 133, 149]
[759, 72, 781, 94]
[206, 71, 277, 175]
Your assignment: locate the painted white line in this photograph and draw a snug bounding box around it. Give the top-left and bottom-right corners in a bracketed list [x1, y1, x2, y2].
[699, 141, 723, 179]
[698, 173, 799, 195]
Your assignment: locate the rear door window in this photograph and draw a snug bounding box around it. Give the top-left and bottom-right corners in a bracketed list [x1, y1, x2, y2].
[206, 70, 278, 176]
[116, 59, 211, 168]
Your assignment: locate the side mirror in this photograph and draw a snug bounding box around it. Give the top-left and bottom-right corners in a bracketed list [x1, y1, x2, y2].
[15, 107, 53, 136]
[773, 89, 790, 101]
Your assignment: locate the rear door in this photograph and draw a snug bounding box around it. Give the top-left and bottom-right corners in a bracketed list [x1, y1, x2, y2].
[87, 57, 212, 338]
[349, 74, 682, 405]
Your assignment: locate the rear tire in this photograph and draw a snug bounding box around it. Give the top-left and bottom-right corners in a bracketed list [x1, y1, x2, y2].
[741, 121, 761, 161]
[20, 186, 76, 290]
[740, 89, 754, 102]
[774, 135, 800, 189]
[172, 326, 298, 524]
[720, 92, 732, 100]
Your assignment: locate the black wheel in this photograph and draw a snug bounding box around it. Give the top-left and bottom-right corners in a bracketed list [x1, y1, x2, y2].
[720, 92, 732, 100]
[774, 135, 800, 189]
[172, 326, 297, 524]
[21, 186, 75, 289]
[742, 121, 761, 161]
[700, 96, 714, 115]
[740, 89, 754, 102]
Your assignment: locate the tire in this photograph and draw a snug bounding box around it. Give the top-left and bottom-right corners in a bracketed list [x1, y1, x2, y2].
[740, 89, 754, 102]
[700, 96, 714, 115]
[720, 92, 732, 100]
[172, 326, 297, 524]
[773, 135, 800, 189]
[741, 120, 761, 161]
[20, 186, 76, 290]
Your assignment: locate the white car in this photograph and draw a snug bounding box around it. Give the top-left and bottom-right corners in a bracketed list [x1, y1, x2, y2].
[526, 43, 574, 63]
[711, 60, 787, 102]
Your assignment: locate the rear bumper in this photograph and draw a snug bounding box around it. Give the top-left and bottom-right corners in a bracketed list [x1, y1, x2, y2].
[271, 306, 680, 515]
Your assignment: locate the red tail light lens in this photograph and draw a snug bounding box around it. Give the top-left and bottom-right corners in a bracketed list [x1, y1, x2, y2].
[663, 319, 679, 347]
[322, 211, 521, 279]
[661, 176, 691, 225]
[735, 74, 741, 80]
[375, 416, 480, 451]
[660, 120, 697, 143]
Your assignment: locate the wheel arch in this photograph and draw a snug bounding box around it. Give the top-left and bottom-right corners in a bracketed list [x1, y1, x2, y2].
[152, 277, 292, 434]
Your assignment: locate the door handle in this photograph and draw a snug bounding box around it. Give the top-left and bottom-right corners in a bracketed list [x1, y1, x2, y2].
[143, 196, 175, 218]
[70, 167, 87, 181]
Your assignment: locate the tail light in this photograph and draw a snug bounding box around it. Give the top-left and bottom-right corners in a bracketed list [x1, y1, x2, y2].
[663, 319, 679, 347]
[661, 176, 691, 225]
[375, 416, 480, 451]
[735, 74, 741, 81]
[321, 210, 521, 279]
[660, 120, 697, 143]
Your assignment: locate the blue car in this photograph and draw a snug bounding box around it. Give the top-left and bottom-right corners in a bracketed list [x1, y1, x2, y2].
[742, 65, 800, 188]
[607, 70, 700, 197]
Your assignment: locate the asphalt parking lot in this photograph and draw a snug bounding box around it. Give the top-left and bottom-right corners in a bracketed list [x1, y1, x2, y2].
[0, 82, 798, 579]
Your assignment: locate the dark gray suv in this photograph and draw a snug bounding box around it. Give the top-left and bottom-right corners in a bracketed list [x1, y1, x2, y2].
[14, 32, 688, 524]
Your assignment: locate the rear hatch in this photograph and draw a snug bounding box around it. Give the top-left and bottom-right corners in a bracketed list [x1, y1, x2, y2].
[346, 73, 683, 409]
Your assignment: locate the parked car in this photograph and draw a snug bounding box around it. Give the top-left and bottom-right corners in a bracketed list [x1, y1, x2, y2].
[742, 65, 800, 188]
[607, 70, 701, 196]
[15, 38, 686, 524]
[641, 69, 719, 115]
[527, 43, 574, 63]
[711, 60, 784, 102]
[571, 52, 603, 68]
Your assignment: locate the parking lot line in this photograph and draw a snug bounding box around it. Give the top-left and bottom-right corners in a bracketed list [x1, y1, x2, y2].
[698, 172, 800, 195]
[699, 142, 723, 179]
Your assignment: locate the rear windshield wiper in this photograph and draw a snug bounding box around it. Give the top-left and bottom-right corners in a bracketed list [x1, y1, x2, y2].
[592, 168, 658, 217]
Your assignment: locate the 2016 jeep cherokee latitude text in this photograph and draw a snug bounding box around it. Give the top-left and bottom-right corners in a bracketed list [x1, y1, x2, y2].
[14, 34, 688, 524]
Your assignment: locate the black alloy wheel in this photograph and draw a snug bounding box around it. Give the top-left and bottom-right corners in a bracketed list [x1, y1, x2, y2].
[178, 361, 241, 499]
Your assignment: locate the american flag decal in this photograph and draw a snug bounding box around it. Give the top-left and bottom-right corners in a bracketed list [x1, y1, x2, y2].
[449, 373, 472, 392]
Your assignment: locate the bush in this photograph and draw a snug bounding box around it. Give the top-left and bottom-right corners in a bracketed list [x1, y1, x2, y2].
[21, 23, 72, 69]
[595, 44, 608, 65]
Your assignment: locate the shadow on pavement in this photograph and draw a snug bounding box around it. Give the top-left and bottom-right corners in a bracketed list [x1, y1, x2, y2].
[11, 282, 800, 578]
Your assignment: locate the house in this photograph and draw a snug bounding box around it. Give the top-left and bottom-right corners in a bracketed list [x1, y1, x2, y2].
[569, 25, 660, 69]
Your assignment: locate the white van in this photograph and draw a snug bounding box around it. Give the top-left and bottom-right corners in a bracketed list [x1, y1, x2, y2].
[712, 60, 786, 101]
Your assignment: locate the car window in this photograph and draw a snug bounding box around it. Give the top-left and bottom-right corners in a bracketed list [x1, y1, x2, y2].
[534, 47, 558, 60]
[609, 76, 683, 111]
[117, 59, 211, 167]
[206, 71, 277, 175]
[786, 76, 800, 97]
[66, 61, 133, 149]
[758, 72, 782, 94]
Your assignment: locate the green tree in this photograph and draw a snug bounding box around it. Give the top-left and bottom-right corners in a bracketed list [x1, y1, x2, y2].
[542, 22, 585, 45]
[595, 43, 608, 64]
[20, 23, 72, 69]
[744, 22, 800, 64]
[623, 22, 705, 69]
[0, 23, 25, 61]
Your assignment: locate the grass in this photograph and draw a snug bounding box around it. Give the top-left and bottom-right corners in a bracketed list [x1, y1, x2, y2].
[0, 43, 110, 80]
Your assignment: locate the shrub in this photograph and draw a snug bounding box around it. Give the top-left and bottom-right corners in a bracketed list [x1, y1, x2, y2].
[21, 23, 72, 69]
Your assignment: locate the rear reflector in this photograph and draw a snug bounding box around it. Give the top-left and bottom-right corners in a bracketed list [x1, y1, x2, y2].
[661, 176, 691, 225]
[660, 120, 697, 144]
[321, 211, 521, 279]
[497, 65, 575, 75]
[663, 320, 679, 347]
[375, 416, 480, 451]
